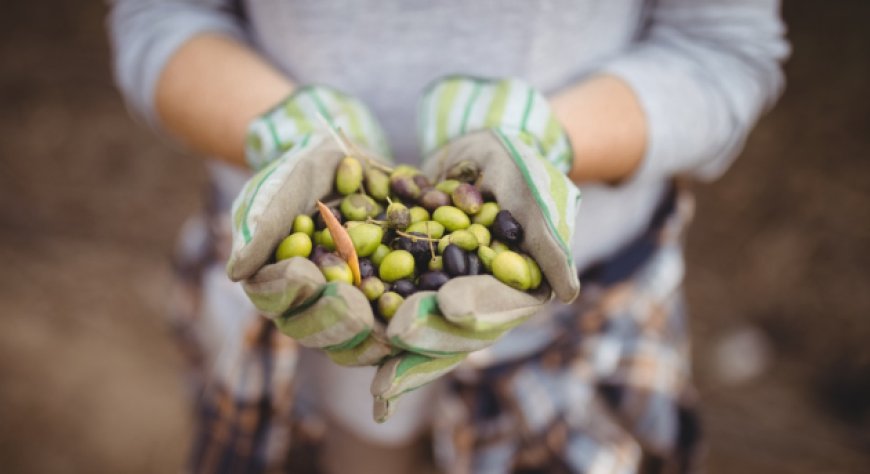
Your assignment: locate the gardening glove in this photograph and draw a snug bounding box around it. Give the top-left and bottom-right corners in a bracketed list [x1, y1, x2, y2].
[370, 77, 582, 421]
[227, 85, 394, 367]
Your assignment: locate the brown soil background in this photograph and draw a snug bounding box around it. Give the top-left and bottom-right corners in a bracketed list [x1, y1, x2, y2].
[1, 1, 868, 472]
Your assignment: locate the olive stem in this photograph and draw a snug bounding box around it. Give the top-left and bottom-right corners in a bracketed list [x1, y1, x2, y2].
[426, 222, 436, 259]
[395, 230, 440, 242]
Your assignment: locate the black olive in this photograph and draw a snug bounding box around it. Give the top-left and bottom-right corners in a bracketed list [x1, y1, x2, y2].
[442, 244, 468, 277]
[392, 232, 431, 267]
[391, 278, 417, 297]
[491, 210, 524, 245]
[418, 271, 450, 291]
[466, 252, 483, 276]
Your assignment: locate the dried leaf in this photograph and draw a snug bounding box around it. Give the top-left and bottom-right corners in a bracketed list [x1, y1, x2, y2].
[316, 200, 361, 285]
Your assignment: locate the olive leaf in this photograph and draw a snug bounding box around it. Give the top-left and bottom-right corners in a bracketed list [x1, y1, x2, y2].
[316, 200, 361, 285]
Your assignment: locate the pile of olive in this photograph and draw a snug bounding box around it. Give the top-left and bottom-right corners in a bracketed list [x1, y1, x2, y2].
[274, 157, 543, 321]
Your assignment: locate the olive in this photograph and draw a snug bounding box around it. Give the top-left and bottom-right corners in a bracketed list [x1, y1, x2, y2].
[386, 202, 411, 230]
[467, 223, 491, 247]
[435, 179, 461, 194]
[472, 202, 500, 227]
[370, 244, 391, 266]
[491, 210, 524, 245]
[317, 229, 336, 251]
[413, 174, 432, 191]
[391, 278, 417, 297]
[275, 232, 313, 261]
[467, 252, 483, 275]
[347, 223, 383, 257]
[451, 183, 483, 215]
[358, 258, 376, 279]
[433, 206, 470, 231]
[525, 255, 542, 289]
[335, 156, 363, 195]
[428, 256, 443, 271]
[313, 206, 343, 230]
[360, 276, 385, 301]
[418, 271, 450, 291]
[442, 244, 468, 277]
[318, 253, 354, 284]
[420, 188, 451, 211]
[477, 246, 496, 271]
[379, 250, 416, 282]
[446, 160, 480, 183]
[340, 193, 378, 221]
[390, 174, 422, 201]
[406, 220, 445, 239]
[437, 236, 450, 254]
[408, 206, 430, 225]
[377, 292, 404, 321]
[447, 229, 478, 251]
[490, 240, 510, 254]
[365, 168, 391, 201]
[393, 232, 432, 267]
[292, 215, 315, 237]
[492, 251, 531, 290]
[310, 245, 331, 266]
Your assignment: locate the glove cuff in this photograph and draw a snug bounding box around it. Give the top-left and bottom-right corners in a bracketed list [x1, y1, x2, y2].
[246, 85, 391, 170]
[419, 76, 573, 174]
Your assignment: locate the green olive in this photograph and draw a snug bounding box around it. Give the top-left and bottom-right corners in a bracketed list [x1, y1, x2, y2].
[432, 206, 470, 231]
[370, 244, 391, 266]
[490, 240, 510, 254]
[365, 168, 391, 201]
[318, 229, 337, 251]
[437, 236, 450, 254]
[347, 223, 384, 257]
[335, 157, 363, 195]
[318, 254, 354, 284]
[447, 230, 478, 251]
[491, 250, 531, 290]
[409, 206, 430, 225]
[472, 202, 500, 227]
[360, 276, 386, 301]
[340, 193, 378, 221]
[379, 250, 416, 282]
[428, 256, 443, 271]
[292, 215, 315, 237]
[377, 291, 404, 320]
[477, 245, 496, 271]
[275, 232, 313, 260]
[435, 179, 461, 194]
[387, 202, 411, 230]
[406, 220, 445, 239]
[467, 223, 491, 247]
[524, 255, 542, 290]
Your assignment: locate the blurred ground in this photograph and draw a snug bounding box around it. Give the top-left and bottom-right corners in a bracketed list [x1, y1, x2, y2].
[1, 1, 868, 473]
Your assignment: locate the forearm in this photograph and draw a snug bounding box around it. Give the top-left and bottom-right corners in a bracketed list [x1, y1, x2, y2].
[155, 33, 294, 167]
[550, 75, 648, 185]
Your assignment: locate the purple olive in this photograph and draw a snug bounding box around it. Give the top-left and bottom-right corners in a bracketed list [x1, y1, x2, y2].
[420, 188, 451, 211]
[390, 174, 422, 201]
[313, 206, 343, 230]
[451, 183, 483, 215]
[358, 258, 376, 279]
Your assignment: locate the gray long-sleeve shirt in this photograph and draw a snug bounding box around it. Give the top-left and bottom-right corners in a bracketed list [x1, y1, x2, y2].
[109, 0, 789, 271]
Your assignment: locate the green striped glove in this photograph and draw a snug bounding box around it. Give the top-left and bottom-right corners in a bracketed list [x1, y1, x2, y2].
[370, 77, 582, 421]
[227, 85, 393, 366]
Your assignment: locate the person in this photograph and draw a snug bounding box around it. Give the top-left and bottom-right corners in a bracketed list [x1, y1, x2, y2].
[109, 1, 789, 472]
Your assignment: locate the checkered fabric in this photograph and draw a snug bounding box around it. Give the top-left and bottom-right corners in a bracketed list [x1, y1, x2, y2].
[169, 182, 701, 473]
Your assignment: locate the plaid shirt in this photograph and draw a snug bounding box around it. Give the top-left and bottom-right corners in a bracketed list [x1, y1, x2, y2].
[169, 182, 701, 473]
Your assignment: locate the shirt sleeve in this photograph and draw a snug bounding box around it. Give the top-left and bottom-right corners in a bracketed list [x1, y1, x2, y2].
[599, 0, 790, 182]
[107, 0, 246, 130]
